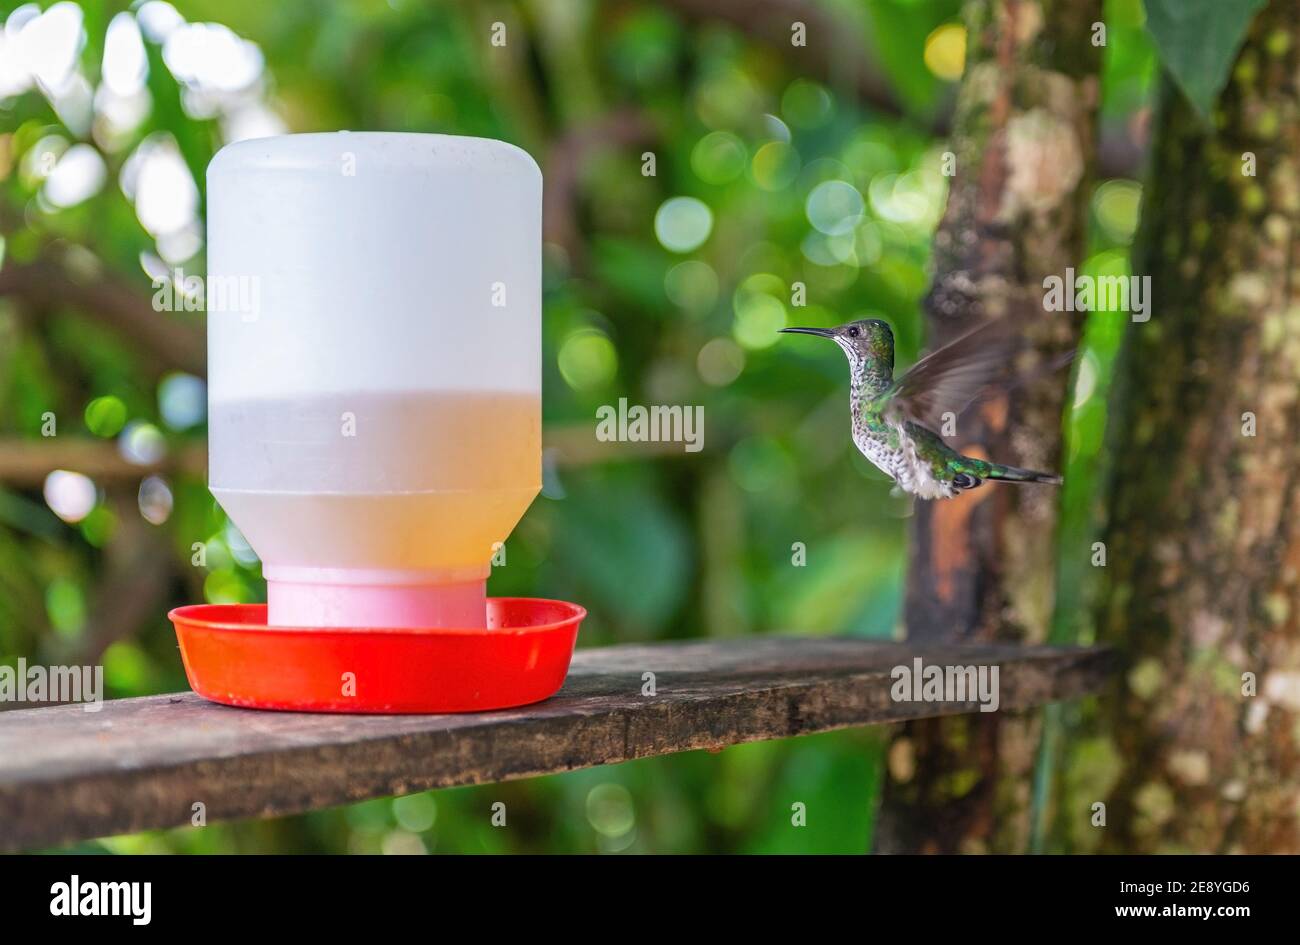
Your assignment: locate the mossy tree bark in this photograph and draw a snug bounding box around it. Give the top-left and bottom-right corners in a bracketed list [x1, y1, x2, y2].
[875, 0, 1098, 853]
[1051, 2, 1300, 854]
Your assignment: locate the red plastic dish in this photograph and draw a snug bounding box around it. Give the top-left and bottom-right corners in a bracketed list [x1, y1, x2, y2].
[168, 598, 585, 714]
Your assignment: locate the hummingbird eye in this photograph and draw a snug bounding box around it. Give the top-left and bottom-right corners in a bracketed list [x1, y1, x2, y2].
[848, 326, 860, 338]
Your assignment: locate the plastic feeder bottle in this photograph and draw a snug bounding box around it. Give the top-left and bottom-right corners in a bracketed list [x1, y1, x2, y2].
[206, 133, 542, 629]
[172, 132, 583, 713]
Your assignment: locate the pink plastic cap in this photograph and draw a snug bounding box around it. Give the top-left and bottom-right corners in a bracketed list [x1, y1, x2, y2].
[264, 566, 488, 628]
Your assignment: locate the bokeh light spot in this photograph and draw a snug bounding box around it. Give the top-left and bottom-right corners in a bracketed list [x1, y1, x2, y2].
[122, 134, 199, 238]
[392, 794, 437, 833]
[924, 23, 967, 81]
[85, 395, 128, 437]
[43, 143, 106, 208]
[868, 170, 945, 230]
[664, 259, 719, 315]
[14, 2, 85, 93]
[691, 131, 747, 185]
[732, 275, 787, 350]
[45, 577, 86, 638]
[380, 831, 426, 855]
[781, 79, 833, 128]
[101, 12, 147, 96]
[558, 328, 618, 391]
[118, 420, 167, 466]
[762, 114, 792, 144]
[586, 783, 635, 838]
[224, 521, 260, 568]
[697, 337, 745, 386]
[806, 179, 865, 236]
[751, 141, 800, 191]
[103, 640, 151, 691]
[44, 469, 97, 523]
[203, 569, 250, 604]
[158, 372, 207, 430]
[136, 2, 184, 43]
[1093, 179, 1143, 244]
[654, 196, 713, 253]
[162, 22, 263, 94]
[137, 475, 173, 525]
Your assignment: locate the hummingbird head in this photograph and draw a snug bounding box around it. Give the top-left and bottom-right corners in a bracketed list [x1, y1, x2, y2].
[780, 318, 895, 375]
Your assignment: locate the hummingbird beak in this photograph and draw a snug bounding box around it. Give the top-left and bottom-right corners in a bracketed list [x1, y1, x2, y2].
[779, 326, 835, 338]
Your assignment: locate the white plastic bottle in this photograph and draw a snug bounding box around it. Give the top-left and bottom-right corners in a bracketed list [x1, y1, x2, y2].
[206, 132, 542, 628]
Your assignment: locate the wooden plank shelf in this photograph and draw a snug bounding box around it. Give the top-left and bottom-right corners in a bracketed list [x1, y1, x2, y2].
[0, 637, 1114, 852]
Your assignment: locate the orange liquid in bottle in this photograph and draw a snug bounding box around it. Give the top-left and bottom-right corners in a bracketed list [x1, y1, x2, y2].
[209, 390, 541, 572]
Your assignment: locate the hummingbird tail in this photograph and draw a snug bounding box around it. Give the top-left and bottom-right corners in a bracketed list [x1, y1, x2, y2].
[986, 463, 1063, 486]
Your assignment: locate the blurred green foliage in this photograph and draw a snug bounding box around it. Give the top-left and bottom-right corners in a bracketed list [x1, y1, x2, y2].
[0, 0, 1151, 853]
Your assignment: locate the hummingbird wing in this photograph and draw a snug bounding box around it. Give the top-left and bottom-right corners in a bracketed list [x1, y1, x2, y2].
[879, 320, 1015, 429]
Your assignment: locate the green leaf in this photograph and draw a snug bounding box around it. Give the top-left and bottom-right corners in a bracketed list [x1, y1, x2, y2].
[1143, 0, 1267, 120]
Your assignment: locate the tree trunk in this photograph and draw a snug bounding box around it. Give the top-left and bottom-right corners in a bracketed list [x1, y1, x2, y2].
[876, 0, 1098, 853]
[1052, 1, 1300, 854]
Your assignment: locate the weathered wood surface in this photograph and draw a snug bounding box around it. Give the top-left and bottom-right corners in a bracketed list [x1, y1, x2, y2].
[0, 637, 1114, 851]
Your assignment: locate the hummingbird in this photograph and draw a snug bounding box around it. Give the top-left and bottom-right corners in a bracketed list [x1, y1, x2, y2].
[780, 318, 1063, 500]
